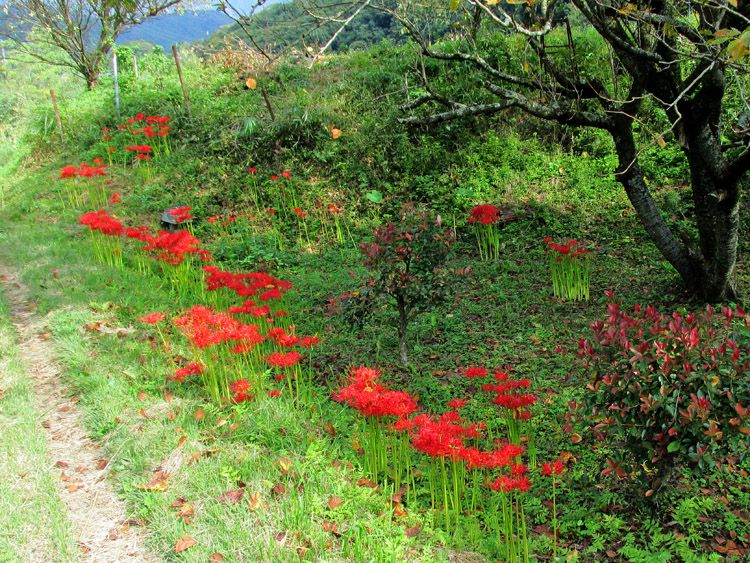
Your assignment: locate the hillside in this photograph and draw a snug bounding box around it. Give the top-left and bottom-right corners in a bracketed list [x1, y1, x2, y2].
[118, 10, 233, 50]
[205, 0, 403, 53]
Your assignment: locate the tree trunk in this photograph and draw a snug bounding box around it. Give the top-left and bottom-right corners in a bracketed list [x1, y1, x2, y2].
[610, 118, 701, 288]
[610, 116, 740, 302]
[685, 148, 740, 302]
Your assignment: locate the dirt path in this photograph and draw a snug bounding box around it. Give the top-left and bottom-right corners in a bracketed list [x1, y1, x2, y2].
[0, 268, 152, 563]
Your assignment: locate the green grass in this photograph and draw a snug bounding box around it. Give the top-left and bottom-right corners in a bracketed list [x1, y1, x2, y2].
[0, 285, 74, 561]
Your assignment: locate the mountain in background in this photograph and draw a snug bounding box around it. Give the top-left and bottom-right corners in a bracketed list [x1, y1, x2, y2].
[118, 10, 232, 50]
[204, 0, 404, 54]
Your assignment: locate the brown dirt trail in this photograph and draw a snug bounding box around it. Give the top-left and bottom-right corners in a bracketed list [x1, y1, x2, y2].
[0, 267, 152, 562]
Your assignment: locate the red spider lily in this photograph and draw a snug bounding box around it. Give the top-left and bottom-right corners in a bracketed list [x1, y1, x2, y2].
[448, 398, 467, 410]
[174, 306, 264, 350]
[488, 473, 532, 492]
[468, 204, 500, 225]
[168, 206, 193, 223]
[333, 366, 418, 418]
[124, 225, 155, 242]
[139, 312, 166, 324]
[266, 351, 302, 368]
[281, 170, 292, 179]
[173, 362, 203, 382]
[248, 167, 257, 174]
[109, 193, 121, 204]
[230, 379, 252, 403]
[203, 266, 292, 300]
[482, 371, 537, 412]
[143, 230, 202, 264]
[541, 460, 565, 476]
[409, 412, 480, 459]
[61, 163, 106, 179]
[299, 336, 319, 348]
[268, 389, 282, 398]
[465, 366, 488, 378]
[78, 210, 124, 236]
[125, 144, 153, 154]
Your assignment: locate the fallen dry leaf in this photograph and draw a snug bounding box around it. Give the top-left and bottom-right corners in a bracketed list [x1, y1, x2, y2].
[137, 470, 170, 491]
[248, 492, 264, 511]
[137, 390, 148, 401]
[170, 497, 194, 524]
[356, 478, 378, 488]
[272, 483, 286, 498]
[177, 435, 187, 447]
[322, 520, 340, 535]
[279, 457, 293, 474]
[327, 496, 343, 510]
[209, 553, 224, 563]
[405, 525, 421, 538]
[65, 484, 81, 492]
[218, 488, 245, 505]
[194, 408, 205, 421]
[96, 459, 108, 470]
[174, 536, 197, 553]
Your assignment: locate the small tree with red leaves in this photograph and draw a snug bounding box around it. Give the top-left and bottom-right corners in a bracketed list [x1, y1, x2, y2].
[579, 294, 750, 495]
[359, 203, 455, 365]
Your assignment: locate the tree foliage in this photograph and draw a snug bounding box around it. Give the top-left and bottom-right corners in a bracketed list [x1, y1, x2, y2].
[0, 0, 183, 87]
[392, 0, 750, 301]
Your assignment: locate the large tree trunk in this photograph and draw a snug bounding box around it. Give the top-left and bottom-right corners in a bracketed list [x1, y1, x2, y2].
[685, 144, 740, 302]
[609, 116, 739, 302]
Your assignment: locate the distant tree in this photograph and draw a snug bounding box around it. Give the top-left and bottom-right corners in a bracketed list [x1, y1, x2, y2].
[394, 0, 750, 302]
[0, 0, 183, 88]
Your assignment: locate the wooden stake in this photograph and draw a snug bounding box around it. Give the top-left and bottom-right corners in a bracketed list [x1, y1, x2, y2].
[261, 85, 275, 121]
[50, 89, 64, 142]
[112, 50, 120, 117]
[171, 45, 192, 118]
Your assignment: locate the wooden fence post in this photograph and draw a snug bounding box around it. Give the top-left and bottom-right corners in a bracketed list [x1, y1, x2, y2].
[50, 89, 64, 142]
[171, 45, 192, 119]
[112, 50, 120, 118]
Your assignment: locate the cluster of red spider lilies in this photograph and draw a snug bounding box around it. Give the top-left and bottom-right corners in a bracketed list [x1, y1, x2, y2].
[332, 364, 567, 560]
[78, 204, 319, 404]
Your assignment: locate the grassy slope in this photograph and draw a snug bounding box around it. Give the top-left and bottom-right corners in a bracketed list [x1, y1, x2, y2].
[0, 277, 74, 561]
[0, 170, 446, 561]
[0, 41, 748, 561]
